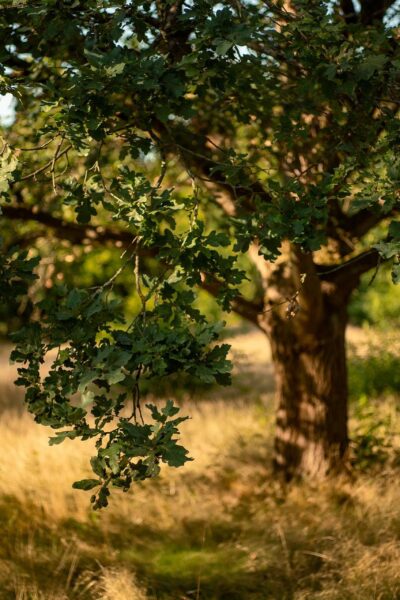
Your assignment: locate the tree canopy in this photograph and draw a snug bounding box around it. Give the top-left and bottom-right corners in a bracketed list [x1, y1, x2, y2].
[0, 0, 399, 506]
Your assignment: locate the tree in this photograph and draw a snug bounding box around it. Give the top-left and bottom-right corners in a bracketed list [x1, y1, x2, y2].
[0, 0, 399, 506]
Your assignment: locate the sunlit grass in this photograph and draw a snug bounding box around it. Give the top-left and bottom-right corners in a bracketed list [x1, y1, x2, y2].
[0, 328, 399, 599]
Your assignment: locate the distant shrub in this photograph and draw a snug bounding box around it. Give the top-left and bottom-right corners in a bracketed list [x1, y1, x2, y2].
[348, 346, 400, 401]
[348, 331, 400, 470]
[350, 396, 393, 471]
[349, 264, 400, 328]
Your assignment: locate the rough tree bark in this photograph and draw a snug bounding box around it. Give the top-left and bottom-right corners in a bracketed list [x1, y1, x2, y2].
[251, 244, 356, 478]
[261, 292, 349, 479]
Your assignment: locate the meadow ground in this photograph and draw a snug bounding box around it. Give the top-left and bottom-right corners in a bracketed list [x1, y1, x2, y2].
[0, 327, 399, 600]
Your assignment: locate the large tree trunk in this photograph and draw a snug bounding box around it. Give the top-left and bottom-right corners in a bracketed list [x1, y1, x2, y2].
[255, 246, 351, 479]
[263, 303, 349, 478]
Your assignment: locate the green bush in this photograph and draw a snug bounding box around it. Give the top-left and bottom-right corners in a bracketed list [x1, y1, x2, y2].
[348, 345, 400, 401]
[350, 396, 393, 471]
[349, 264, 400, 328]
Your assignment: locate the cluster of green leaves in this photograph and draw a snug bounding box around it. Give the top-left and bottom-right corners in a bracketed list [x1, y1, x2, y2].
[351, 397, 394, 472]
[374, 221, 400, 284]
[11, 282, 232, 508]
[0, 139, 18, 199]
[0, 238, 39, 304]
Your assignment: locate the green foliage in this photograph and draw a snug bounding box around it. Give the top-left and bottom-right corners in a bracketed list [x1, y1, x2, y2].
[1, 0, 400, 504]
[374, 219, 400, 284]
[351, 397, 393, 471]
[0, 237, 39, 303]
[349, 263, 400, 327]
[10, 286, 231, 507]
[348, 345, 400, 401]
[0, 139, 18, 197]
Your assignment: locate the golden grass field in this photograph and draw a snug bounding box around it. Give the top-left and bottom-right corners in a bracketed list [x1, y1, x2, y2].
[0, 327, 399, 600]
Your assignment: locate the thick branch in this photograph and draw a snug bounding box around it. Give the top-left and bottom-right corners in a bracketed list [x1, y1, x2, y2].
[155, 0, 192, 62]
[154, 123, 271, 215]
[1, 204, 135, 247]
[340, 0, 358, 23]
[360, 0, 397, 24]
[341, 0, 397, 24]
[317, 248, 381, 291]
[343, 206, 399, 241]
[291, 246, 324, 318]
[201, 278, 263, 325]
[2, 203, 261, 323]
[327, 196, 399, 256]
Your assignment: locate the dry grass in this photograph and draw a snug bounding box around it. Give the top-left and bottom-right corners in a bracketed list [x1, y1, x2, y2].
[0, 327, 399, 599]
[94, 568, 149, 600]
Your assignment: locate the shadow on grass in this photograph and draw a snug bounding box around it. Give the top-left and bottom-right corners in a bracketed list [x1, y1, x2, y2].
[0, 495, 296, 600]
[2, 445, 400, 600]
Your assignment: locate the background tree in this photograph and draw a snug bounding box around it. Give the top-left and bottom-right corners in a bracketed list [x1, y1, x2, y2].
[0, 0, 399, 505]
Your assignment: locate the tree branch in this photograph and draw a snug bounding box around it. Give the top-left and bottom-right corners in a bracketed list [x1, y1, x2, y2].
[291, 246, 324, 318]
[1, 204, 136, 248]
[154, 123, 271, 214]
[155, 0, 192, 62]
[317, 248, 382, 291]
[360, 0, 397, 24]
[341, 0, 397, 24]
[2, 203, 262, 323]
[343, 208, 388, 240]
[340, 0, 358, 24]
[201, 278, 263, 325]
[339, 203, 399, 246]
